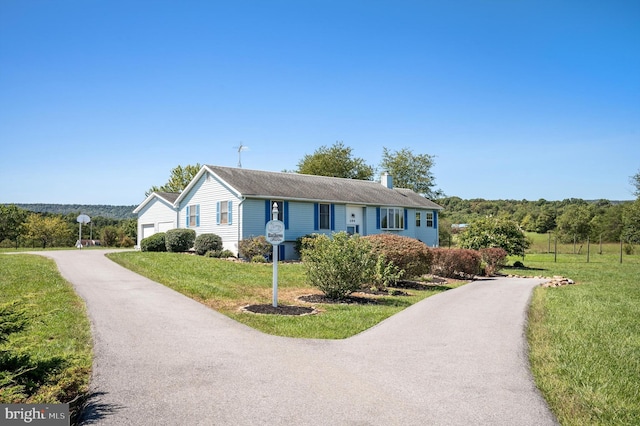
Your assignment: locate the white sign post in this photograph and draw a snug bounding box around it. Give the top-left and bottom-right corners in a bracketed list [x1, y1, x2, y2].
[265, 203, 284, 307]
[76, 214, 91, 249]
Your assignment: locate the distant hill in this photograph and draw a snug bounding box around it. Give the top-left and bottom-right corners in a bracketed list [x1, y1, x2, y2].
[8, 204, 137, 220]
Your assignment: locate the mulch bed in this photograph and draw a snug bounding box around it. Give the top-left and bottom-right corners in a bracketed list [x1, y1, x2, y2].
[298, 294, 382, 304]
[242, 304, 316, 316]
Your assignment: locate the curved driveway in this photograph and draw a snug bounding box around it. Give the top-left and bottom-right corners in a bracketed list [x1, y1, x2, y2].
[38, 250, 557, 425]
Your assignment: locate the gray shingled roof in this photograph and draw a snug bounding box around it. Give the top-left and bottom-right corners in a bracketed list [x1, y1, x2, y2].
[156, 192, 180, 204]
[207, 165, 442, 209]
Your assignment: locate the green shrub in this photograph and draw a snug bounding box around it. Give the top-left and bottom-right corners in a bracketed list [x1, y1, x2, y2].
[513, 260, 525, 268]
[119, 236, 135, 248]
[140, 233, 166, 252]
[194, 233, 223, 255]
[370, 254, 404, 292]
[363, 234, 432, 278]
[101, 226, 119, 247]
[431, 248, 481, 279]
[219, 249, 236, 258]
[251, 254, 268, 263]
[165, 229, 196, 252]
[238, 235, 271, 260]
[205, 249, 236, 258]
[294, 233, 321, 256]
[480, 247, 508, 276]
[301, 232, 375, 300]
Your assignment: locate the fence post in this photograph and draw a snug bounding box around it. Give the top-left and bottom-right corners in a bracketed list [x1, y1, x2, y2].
[587, 236, 590, 263]
[620, 238, 623, 264]
[554, 234, 557, 263]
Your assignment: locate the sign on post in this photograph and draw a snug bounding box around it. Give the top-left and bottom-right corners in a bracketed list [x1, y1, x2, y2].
[265, 203, 284, 307]
[265, 220, 284, 245]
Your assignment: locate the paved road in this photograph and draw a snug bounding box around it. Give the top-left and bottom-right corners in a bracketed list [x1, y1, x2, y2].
[38, 250, 557, 425]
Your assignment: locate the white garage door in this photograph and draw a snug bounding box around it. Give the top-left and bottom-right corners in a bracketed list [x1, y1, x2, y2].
[141, 224, 155, 239]
[158, 222, 174, 232]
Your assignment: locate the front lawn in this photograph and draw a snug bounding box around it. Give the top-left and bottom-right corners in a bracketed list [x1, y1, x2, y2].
[106, 251, 462, 339]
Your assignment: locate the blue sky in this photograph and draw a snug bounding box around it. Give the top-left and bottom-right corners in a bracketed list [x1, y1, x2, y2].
[1, 0, 638, 205]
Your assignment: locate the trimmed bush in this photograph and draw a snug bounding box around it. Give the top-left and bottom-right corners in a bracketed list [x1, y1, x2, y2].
[363, 234, 432, 278]
[480, 247, 508, 276]
[301, 232, 375, 300]
[165, 229, 196, 252]
[431, 248, 481, 279]
[140, 232, 166, 252]
[194, 233, 223, 256]
[238, 235, 271, 260]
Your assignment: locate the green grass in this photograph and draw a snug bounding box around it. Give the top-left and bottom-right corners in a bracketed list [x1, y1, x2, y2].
[107, 251, 463, 339]
[0, 254, 92, 403]
[510, 252, 640, 425]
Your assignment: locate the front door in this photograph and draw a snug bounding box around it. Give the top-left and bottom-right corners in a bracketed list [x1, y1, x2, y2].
[346, 206, 362, 235]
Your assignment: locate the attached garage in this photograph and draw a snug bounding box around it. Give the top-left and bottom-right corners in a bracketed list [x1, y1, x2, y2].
[133, 192, 180, 246]
[141, 224, 155, 240]
[158, 221, 174, 233]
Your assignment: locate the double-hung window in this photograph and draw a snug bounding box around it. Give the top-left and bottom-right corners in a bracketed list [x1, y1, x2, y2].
[313, 203, 333, 231]
[380, 207, 404, 230]
[425, 212, 434, 228]
[217, 201, 233, 225]
[186, 204, 199, 228]
[415, 212, 421, 227]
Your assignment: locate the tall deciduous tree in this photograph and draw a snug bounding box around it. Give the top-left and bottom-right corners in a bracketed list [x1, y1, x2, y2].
[23, 214, 73, 249]
[379, 147, 442, 198]
[296, 142, 374, 180]
[146, 164, 202, 196]
[556, 205, 594, 243]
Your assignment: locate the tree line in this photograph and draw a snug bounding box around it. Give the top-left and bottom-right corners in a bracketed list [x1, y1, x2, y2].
[0, 205, 137, 249]
[7, 203, 137, 220]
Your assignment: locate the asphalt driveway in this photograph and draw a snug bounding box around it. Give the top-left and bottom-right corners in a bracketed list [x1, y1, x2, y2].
[38, 250, 557, 426]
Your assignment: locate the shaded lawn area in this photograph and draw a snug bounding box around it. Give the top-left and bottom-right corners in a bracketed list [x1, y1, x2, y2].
[106, 251, 463, 339]
[0, 254, 92, 404]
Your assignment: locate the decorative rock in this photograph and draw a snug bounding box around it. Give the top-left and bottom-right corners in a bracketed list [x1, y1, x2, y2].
[540, 276, 576, 288]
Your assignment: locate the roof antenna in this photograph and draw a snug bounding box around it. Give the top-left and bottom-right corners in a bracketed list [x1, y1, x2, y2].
[234, 143, 249, 168]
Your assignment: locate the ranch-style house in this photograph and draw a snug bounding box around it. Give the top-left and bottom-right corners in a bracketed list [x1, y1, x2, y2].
[134, 165, 443, 260]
